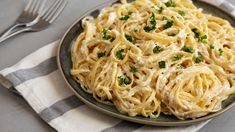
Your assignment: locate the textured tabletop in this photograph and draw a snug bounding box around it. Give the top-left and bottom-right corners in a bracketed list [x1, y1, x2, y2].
[0, 0, 235, 132]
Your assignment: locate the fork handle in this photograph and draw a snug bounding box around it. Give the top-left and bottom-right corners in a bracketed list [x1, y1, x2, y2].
[0, 23, 25, 38]
[0, 27, 31, 43]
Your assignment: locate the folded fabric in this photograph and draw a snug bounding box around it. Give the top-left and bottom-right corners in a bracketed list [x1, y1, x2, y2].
[0, 0, 234, 131]
[0, 41, 210, 132]
[200, 0, 235, 17]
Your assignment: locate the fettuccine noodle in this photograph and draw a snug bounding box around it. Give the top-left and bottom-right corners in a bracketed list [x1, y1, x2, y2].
[71, 0, 235, 119]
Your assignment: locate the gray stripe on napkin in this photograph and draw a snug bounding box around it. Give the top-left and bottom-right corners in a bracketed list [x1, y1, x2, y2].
[39, 95, 84, 122]
[5, 56, 57, 87]
[101, 121, 143, 132]
[220, 1, 235, 12]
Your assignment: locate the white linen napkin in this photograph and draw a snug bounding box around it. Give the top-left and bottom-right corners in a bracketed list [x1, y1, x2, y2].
[0, 40, 210, 132]
[0, 0, 234, 132]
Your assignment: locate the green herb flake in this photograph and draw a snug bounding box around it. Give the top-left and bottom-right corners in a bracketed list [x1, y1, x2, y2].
[210, 44, 215, 49]
[144, 13, 156, 32]
[124, 76, 131, 85]
[218, 48, 223, 56]
[182, 46, 194, 53]
[144, 26, 156, 32]
[97, 51, 106, 58]
[153, 45, 163, 53]
[120, 15, 130, 21]
[195, 55, 203, 63]
[125, 34, 136, 44]
[159, 7, 164, 13]
[192, 28, 207, 43]
[150, 13, 156, 25]
[102, 29, 114, 42]
[164, 20, 173, 29]
[169, 33, 176, 36]
[171, 55, 183, 61]
[118, 76, 124, 85]
[178, 10, 185, 16]
[159, 61, 166, 68]
[165, 0, 176, 7]
[192, 28, 201, 38]
[116, 49, 125, 60]
[199, 35, 207, 43]
[118, 75, 131, 85]
[130, 66, 138, 73]
[162, 16, 168, 21]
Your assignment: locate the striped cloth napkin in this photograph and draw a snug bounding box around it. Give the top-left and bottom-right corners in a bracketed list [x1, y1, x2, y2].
[0, 41, 210, 132]
[0, 0, 234, 132]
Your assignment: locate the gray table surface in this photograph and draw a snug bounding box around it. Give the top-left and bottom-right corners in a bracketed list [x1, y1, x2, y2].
[0, 0, 235, 132]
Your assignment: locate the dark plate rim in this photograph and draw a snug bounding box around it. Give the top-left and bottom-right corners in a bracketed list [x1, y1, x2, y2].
[57, 0, 235, 126]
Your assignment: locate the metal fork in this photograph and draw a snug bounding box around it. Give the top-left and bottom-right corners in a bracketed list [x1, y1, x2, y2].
[0, 0, 67, 43]
[0, 0, 46, 38]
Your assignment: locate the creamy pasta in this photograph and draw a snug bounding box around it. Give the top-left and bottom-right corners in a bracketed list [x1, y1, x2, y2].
[70, 0, 235, 119]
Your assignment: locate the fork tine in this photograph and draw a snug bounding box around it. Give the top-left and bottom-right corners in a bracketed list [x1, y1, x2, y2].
[24, 0, 33, 11]
[44, 0, 65, 22]
[41, 0, 61, 18]
[32, 0, 42, 14]
[28, 0, 38, 13]
[48, 1, 67, 23]
[38, 0, 47, 14]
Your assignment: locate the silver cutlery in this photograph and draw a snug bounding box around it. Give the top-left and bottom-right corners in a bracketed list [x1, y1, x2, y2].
[0, 0, 67, 43]
[0, 0, 45, 38]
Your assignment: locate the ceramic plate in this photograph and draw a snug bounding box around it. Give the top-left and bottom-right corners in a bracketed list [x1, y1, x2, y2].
[57, 0, 235, 126]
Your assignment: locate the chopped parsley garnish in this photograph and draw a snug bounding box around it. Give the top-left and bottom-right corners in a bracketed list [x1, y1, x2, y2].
[199, 35, 207, 43]
[144, 26, 156, 32]
[128, 11, 133, 15]
[150, 13, 156, 25]
[162, 16, 168, 21]
[210, 44, 215, 49]
[120, 15, 130, 21]
[118, 76, 124, 85]
[192, 28, 200, 38]
[118, 75, 131, 85]
[116, 49, 125, 60]
[130, 66, 138, 73]
[144, 13, 156, 32]
[178, 10, 185, 16]
[195, 55, 203, 63]
[124, 76, 131, 85]
[169, 33, 176, 36]
[164, 20, 173, 29]
[165, 0, 176, 7]
[153, 45, 163, 53]
[153, 45, 163, 54]
[159, 7, 164, 13]
[125, 34, 136, 44]
[97, 51, 106, 58]
[192, 28, 207, 43]
[218, 48, 223, 56]
[102, 29, 114, 42]
[182, 46, 194, 53]
[159, 61, 166, 68]
[171, 55, 183, 61]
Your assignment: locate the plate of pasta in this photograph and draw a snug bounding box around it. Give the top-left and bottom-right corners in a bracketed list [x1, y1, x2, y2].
[57, 0, 235, 126]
